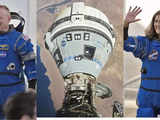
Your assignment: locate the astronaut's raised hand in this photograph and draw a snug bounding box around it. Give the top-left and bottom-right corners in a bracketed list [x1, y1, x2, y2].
[124, 6, 142, 28]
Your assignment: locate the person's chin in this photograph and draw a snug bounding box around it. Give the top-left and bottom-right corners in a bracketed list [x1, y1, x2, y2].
[0, 28, 8, 34]
[0, 30, 6, 34]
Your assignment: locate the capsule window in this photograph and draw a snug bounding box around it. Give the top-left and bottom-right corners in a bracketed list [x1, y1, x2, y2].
[76, 17, 80, 20]
[66, 33, 72, 41]
[74, 34, 81, 40]
[84, 45, 96, 60]
[53, 48, 63, 67]
[84, 33, 90, 41]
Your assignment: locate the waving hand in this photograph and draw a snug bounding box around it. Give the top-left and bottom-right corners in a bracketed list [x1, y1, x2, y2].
[124, 6, 142, 28]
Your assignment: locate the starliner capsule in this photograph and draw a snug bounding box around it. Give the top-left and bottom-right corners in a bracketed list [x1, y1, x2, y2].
[45, 2, 115, 117]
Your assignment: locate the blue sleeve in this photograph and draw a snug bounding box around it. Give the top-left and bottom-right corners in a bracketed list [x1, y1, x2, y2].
[124, 36, 149, 59]
[24, 60, 36, 80]
[15, 34, 36, 80]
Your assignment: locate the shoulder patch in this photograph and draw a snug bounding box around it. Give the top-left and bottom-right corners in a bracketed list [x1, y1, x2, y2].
[22, 35, 30, 41]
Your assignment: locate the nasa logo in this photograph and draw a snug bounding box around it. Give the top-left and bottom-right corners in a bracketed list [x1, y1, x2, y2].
[23, 35, 30, 41]
[148, 49, 158, 60]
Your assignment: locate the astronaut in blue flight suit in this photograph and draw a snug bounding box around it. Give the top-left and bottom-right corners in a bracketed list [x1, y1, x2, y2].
[124, 6, 160, 117]
[0, 5, 36, 118]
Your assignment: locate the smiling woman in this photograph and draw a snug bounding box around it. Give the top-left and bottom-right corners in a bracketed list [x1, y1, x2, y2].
[124, 0, 160, 118]
[145, 11, 160, 39]
[154, 15, 160, 34]
[124, 6, 160, 117]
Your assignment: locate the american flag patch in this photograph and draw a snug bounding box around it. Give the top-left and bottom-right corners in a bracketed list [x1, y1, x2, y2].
[0, 52, 7, 57]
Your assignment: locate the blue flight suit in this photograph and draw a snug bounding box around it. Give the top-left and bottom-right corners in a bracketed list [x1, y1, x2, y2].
[0, 29, 36, 118]
[124, 36, 160, 117]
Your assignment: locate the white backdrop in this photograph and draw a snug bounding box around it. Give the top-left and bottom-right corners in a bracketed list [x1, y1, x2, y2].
[124, 0, 160, 28]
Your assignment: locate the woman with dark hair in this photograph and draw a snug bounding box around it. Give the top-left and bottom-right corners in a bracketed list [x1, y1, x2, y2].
[124, 7, 160, 117]
[145, 10, 160, 39]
